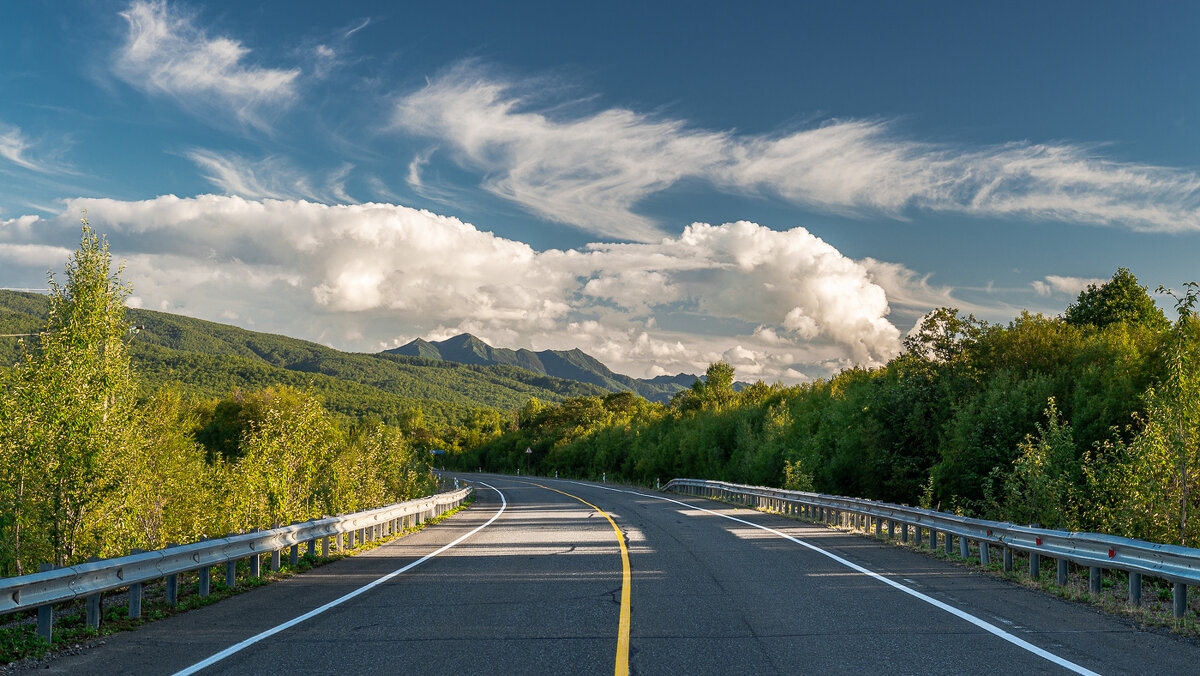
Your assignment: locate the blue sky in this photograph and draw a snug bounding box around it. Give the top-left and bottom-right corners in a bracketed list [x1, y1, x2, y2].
[2, 1, 1198, 382]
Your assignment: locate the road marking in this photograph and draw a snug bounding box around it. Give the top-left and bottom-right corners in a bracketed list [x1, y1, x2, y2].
[528, 482, 632, 676]
[573, 480, 1100, 676]
[171, 483, 507, 676]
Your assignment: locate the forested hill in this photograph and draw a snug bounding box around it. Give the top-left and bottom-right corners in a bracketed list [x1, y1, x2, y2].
[387, 333, 698, 402]
[0, 290, 606, 425]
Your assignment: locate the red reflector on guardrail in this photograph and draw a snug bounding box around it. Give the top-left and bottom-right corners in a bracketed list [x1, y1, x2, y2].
[1109, 549, 1115, 558]
[1036, 538, 1042, 545]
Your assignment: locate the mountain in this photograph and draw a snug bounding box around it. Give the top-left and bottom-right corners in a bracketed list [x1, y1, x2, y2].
[386, 333, 698, 402]
[0, 290, 607, 426]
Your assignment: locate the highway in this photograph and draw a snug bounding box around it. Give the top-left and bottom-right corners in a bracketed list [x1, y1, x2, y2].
[34, 475, 1200, 675]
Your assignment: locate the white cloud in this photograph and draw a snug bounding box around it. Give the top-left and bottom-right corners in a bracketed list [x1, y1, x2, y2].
[186, 149, 354, 203]
[0, 196, 924, 382]
[0, 125, 43, 172]
[0, 122, 73, 175]
[1032, 275, 1106, 297]
[393, 66, 1200, 239]
[114, 0, 300, 129]
[392, 65, 728, 241]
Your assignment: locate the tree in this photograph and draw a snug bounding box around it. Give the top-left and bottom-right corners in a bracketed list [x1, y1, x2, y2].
[903, 307, 984, 363]
[0, 223, 136, 571]
[1064, 268, 1169, 331]
[1086, 283, 1200, 544]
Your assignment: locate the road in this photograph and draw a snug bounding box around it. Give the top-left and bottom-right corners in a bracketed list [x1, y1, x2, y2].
[33, 474, 1200, 675]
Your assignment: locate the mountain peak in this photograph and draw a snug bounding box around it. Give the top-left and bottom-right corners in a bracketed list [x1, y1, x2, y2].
[381, 333, 696, 403]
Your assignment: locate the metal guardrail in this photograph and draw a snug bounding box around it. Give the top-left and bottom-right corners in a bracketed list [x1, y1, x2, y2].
[0, 486, 473, 640]
[664, 478, 1200, 617]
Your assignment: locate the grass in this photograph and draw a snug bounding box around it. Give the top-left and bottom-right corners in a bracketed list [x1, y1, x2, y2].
[0, 494, 475, 667]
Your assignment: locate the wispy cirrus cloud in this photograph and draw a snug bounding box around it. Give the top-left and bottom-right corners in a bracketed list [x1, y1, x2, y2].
[0, 121, 72, 174]
[187, 149, 355, 203]
[114, 0, 300, 129]
[393, 65, 1200, 241]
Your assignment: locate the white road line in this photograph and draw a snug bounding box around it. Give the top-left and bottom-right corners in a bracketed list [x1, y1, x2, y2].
[569, 480, 1100, 676]
[172, 483, 507, 676]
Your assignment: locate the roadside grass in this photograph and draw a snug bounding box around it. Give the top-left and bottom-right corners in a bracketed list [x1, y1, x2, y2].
[0, 495, 474, 667]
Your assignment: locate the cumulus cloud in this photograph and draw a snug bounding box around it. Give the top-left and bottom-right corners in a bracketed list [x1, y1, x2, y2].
[393, 66, 1200, 239]
[114, 0, 300, 129]
[1032, 275, 1107, 297]
[0, 196, 927, 381]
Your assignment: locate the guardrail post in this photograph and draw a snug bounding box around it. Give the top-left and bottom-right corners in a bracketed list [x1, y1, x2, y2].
[167, 571, 179, 605]
[1174, 583, 1187, 618]
[979, 541, 990, 566]
[37, 563, 54, 641]
[929, 529, 937, 550]
[1029, 552, 1040, 579]
[901, 523, 909, 543]
[1003, 546, 1012, 572]
[290, 543, 300, 567]
[85, 556, 102, 629]
[322, 536, 329, 557]
[225, 559, 237, 588]
[1128, 573, 1141, 607]
[914, 526, 923, 547]
[887, 520, 895, 538]
[199, 565, 211, 597]
[1056, 559, 1068, 586]
[271, 548, 281, 572]
[251, 551, 261, 577]
[958, 535, 968, 559]
[944, 533, 953, 555]
[875, 518, 882, 536]
[1089, 566, 1102, 594]
[128, 549, 144, 619]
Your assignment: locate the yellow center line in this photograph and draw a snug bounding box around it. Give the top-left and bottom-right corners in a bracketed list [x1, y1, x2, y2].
[529, 482, 631, 676]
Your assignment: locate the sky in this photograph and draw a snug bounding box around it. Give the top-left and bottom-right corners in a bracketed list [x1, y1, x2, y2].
[2, 1, 1199, 383]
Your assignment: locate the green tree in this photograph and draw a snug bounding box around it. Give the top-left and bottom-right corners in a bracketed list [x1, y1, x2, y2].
[997, 398, 1077, 527]
[0, 224, 136, 572]
[1064, 267, 1169, 331]
[1091, 284, 1200, 544]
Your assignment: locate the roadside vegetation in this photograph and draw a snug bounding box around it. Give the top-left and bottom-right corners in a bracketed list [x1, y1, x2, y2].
[455, 268, 1200, 548]
[0, 225, 437, 577]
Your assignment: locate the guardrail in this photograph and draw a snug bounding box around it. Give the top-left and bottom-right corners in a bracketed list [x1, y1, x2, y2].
[0, 486, 473, 641]
[664, 478, 1200, 617]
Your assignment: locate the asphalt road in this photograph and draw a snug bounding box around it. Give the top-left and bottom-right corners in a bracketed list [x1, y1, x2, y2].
[33, 474, 1200, 675]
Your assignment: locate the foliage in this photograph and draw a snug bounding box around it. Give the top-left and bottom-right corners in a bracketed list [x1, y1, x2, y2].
[452, 268, 1200, 551]
[0, 231, 436, 576]
[1084, 284, 1200, 545]
[0, 224, 136, 572]
[1064, 267, 1169, 331]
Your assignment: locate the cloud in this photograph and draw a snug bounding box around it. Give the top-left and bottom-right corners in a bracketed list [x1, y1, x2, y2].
[392, 64, 728, 241]
[186, 149, 355, 203]
[1032, 275, 1106, 297]
[0, 125, 44, 172]
[0, 196, 923, 382]
[114, 0, 300, 129]
[0, 122, 72, 175]
[393, 66, 1200, 239]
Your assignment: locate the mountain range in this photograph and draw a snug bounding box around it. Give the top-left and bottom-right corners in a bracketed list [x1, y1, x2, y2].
[0, 291, 699, 426]
[386, 334, 697, 402]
